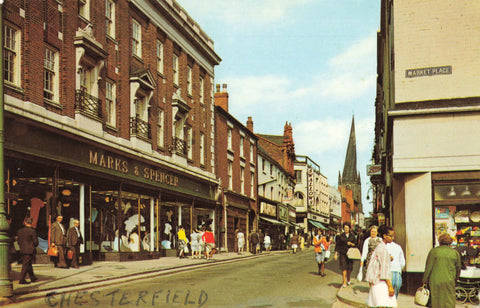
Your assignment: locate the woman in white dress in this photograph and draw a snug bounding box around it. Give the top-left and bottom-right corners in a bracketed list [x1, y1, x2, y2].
[237, 230, 245, 254]
[190, 228, 200, 259]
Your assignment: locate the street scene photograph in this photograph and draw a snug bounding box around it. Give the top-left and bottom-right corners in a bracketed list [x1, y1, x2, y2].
[0, 0, 478, 307]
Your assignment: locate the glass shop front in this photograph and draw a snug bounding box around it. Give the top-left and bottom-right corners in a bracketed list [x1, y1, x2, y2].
[5, 119, 218, 264]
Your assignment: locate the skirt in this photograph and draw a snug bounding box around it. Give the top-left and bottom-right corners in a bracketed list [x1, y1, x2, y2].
[366, 281, 397, 307]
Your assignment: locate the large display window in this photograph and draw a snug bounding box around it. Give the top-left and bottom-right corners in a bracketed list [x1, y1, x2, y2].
[434, 182, 480, 266]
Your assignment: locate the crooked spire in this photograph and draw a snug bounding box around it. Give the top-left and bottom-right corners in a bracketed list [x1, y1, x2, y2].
[342, 115, 358, 183]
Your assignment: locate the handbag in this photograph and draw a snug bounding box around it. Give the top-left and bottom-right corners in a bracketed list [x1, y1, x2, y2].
[324, 250, 331, 259]
[356, 265, 363, 281]
[67, 250, 74, 260]
[415, 284, 430, 306]
[47, 245, 58, 257]
[346, 247, 361, 260]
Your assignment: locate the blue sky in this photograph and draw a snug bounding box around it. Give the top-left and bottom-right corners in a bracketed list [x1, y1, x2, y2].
[179, 0, 380, 216]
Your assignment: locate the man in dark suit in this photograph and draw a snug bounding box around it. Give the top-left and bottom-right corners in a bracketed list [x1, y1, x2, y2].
[67, 219, 83, 268]
[50, 215, 68, 268]
[17, 218, 39, 284]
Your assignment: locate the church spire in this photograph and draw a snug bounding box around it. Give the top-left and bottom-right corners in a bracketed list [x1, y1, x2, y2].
[342, 115, 358, 183]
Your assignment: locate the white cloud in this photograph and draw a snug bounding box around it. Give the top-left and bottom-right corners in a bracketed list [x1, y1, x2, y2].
[179, 0, 314, 29]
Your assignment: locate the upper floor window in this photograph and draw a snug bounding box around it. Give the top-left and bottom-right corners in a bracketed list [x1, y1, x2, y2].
[270, 163, 273, 176]
[156, 40, 163, 74]
[295, 170, 302, 183]
[228, 161, 233, 190]
[132, 19, 142, 58]
[79, 0, 90, 20]
[250, 172, 255, 197]
[240, 136, 244, 157]
[250, 142, 254, 161]
[262, 158, 265, 172]
[240, 167, 245, 194]
[3, 24, 20, 86]
[44, 48, 59, 102]
[187, 126, 193, 160]
[105, 0, 115, 38]
[105, 80, 116, 126]
[157, 109, 164, 148]
[173, 54, 179, 85]
[199, 77, 204, 104]
[227, 128, 232, 150]
[187, 66, 192, 96]
[200, 133, 205, 165]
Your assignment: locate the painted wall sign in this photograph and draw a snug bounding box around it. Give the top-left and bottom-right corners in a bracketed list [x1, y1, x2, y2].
[405, 65, 452, 78]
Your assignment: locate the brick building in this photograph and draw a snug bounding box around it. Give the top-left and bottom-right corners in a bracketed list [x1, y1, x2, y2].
[214, 84, 257, 252]
[2, 0, 221, 262]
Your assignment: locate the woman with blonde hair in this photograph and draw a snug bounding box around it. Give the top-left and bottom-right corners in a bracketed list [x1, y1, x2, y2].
[360, 225, 382, 280]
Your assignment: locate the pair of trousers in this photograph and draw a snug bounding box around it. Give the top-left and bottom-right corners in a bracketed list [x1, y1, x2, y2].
[19, 254, 35, 282]
[55, 245, 68, 267]
[391, 271, 402, 297]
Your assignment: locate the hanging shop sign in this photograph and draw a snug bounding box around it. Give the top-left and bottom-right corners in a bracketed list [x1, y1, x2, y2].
[307, 167, 314, 208]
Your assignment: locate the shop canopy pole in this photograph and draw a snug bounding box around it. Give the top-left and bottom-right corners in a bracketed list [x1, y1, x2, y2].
[0, 0, 13, 297]
[157, 192, 161, 252]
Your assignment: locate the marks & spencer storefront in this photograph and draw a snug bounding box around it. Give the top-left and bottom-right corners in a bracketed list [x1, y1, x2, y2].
[5, 118, 219, 264]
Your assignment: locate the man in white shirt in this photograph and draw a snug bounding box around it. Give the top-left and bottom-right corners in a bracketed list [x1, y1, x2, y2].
[386, 238, 406, 297]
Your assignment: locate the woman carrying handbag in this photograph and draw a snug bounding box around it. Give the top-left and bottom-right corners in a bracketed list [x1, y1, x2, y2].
[334, 222, 357, 287]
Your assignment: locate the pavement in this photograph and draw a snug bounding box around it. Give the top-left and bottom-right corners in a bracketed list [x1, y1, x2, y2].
[1, 249, 478, 307]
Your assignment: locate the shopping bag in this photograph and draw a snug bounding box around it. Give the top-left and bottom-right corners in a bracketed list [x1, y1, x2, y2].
[357, 265, 363, 281]
[47, 245, 58, 257]
[324, 250, 331, 259]
[414, 284, 430, 306]
[67, 250, 74, 260]
[346, 247, 361, 260]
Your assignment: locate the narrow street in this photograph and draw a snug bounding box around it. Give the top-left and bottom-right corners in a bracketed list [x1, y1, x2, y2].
[12, 250, 356, 308]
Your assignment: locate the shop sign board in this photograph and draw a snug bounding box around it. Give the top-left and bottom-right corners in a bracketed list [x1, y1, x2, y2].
[6, 120, 215, 200]
[260, 202, 276, 217]
[307, 167, 314, 208]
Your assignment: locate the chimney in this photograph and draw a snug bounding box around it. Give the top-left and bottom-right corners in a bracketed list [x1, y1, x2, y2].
[214, 83, 228, 112]
[247, 116, 254, 132]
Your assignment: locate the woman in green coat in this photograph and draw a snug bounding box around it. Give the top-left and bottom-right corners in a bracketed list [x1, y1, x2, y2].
[422, 233, 461, 308]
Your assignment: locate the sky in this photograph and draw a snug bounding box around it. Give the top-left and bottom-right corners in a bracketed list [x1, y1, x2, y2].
[178, 0, 380, 216]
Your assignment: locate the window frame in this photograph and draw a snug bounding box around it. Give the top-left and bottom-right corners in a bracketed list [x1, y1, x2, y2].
[43, 47, 58, 103]
[3, 24, 20, 86]
[105, 0, 115, 39]
[156, 40, 163, 74]
[172, 54, 179, 85]
[131, 19, 142, 58]
[105, 80, 116, 126]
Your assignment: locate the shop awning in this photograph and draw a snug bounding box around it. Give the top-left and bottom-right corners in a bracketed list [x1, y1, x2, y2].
[259, 216, 287, 225]
[308, 219, 327, 230]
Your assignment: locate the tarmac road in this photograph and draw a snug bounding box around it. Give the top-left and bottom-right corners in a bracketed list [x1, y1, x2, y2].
[11, 250, 345, 308]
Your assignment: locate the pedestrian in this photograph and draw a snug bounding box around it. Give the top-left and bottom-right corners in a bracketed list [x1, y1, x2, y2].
[237, 229, 245, 254]
[422, 233, 461, 308]
[190, 227, 201, 259]
[201, 226, 215, 260]
[365, 225, 397, 308]
[360, 225, 382, 280]
[313, 228, 330, 276]
[386, 234, 405, 297]
[66, 219, 83, 269]
[290, 232, 299, 254]
[177, 225, 189, 258]
[264, 232, 271, 252]
[17, 218, 39, 284]
[198, 225, 205, 258]
[299, 234, 305, 251]
[249, 229, 259, 254]
[334, 221, 357, 287]
[50, 215, 68, 268]
[258, 229, 264, 253]
[6, 214, 17, 269]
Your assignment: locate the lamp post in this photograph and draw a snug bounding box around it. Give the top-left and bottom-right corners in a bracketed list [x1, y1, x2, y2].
[0, 0, 13, 299]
